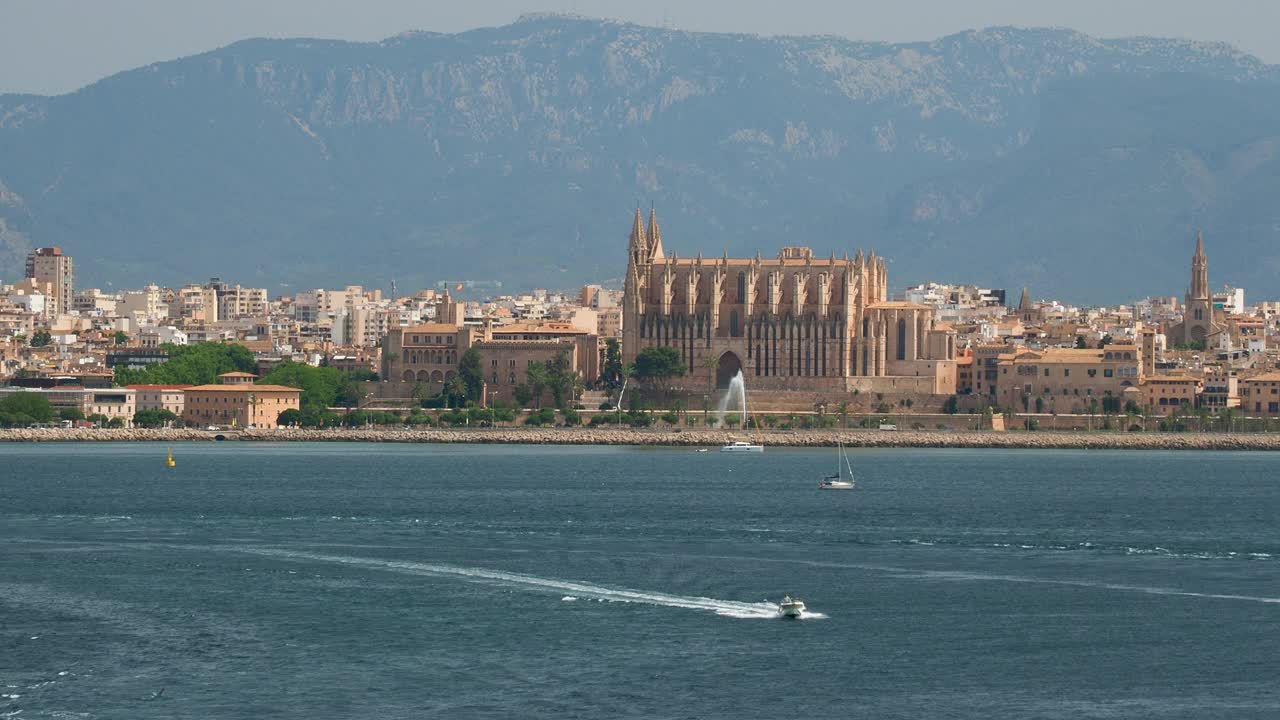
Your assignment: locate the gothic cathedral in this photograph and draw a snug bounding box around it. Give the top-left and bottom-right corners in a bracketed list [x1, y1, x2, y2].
[621, 209, 958, 395]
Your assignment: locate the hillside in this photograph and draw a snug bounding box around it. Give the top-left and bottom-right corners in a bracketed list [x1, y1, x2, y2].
[2, 15, 1279, 301]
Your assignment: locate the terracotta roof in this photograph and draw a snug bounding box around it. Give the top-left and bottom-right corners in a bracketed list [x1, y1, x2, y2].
[218, 371, 258, 378]
[231, 340, 274, 352]
[126, 384, 193, 390]
[868, 301, 931, 310]
[185, 384, 302, 392]
[404, 323, 464, 334]
[1244, 372, 1280, 382]
[492, 322, 588, 335]
[1002, 348, 1143, 364]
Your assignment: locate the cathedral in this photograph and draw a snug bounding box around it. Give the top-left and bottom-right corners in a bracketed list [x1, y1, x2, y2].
[1168, 232, 1226, 347]
[621, 209, 957, 396]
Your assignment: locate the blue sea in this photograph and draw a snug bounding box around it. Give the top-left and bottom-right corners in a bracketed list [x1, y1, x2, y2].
[2, 443, 1278, 718]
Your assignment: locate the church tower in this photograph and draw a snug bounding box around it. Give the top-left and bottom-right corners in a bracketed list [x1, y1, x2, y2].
[622, 207, 651, 365]
[1182, 231, 1213, 345]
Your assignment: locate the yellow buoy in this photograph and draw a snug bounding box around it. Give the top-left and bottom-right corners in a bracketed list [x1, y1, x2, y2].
[166, 448, 176, 467]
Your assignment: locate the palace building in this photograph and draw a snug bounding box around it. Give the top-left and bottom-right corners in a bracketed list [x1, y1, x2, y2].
[621, 209, 957, 396]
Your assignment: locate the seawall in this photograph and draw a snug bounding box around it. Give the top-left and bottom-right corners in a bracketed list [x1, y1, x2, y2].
[3, 427, 1280, 450]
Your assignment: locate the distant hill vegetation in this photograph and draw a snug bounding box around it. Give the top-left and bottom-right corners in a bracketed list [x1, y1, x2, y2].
[2, 15, 1279, 301]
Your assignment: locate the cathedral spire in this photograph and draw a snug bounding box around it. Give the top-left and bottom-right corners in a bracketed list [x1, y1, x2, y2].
[1190, 230, 1209, 300]
[647, 207, 664, 260]
[628, 206, 648, 265]
[1018, 287, 1030, 312]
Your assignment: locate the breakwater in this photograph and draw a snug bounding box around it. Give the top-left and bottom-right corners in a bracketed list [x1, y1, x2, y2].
[3, 427, 1280, 450]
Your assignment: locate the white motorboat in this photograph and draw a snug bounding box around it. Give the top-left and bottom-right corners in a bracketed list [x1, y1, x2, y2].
[720, 440, 763, 453]
[777, 595, 806, 618]
[819, 441, 856, 490]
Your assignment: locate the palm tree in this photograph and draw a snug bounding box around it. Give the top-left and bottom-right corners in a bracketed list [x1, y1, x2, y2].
[526, 363, 549, 409]
[446, 376, 467, 408]
[836, 401, 850, 429]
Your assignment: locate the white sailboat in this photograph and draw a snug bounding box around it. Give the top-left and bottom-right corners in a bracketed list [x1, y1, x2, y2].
[819, 441, 855, 490]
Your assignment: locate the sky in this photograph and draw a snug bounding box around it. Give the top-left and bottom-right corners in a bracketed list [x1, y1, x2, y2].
[3, 0, 1280, 95]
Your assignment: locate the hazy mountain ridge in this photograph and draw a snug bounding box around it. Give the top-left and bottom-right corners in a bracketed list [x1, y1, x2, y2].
[2, 15, 1279, 300]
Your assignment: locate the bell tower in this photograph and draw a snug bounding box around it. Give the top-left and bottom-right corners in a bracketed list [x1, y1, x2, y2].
[622, 207, 651, 367]
[1183, 231, 1212, 345]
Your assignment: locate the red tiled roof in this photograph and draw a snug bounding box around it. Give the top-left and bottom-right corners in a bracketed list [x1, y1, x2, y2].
[185, 384, 302, 393]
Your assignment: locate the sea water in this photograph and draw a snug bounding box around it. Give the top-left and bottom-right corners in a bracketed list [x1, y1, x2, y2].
[2, 443, 1278, 718]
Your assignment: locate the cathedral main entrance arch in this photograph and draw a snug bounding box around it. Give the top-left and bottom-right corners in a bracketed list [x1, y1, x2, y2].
[715, 351, 743, 390]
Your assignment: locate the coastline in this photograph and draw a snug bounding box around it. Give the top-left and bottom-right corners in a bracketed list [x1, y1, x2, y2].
[3, 427, 1280, 450]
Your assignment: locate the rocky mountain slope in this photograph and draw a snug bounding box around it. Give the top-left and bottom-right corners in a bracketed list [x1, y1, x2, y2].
[2, 14, 1279, 300]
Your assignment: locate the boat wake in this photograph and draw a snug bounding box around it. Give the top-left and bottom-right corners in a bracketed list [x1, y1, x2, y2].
[236, 547, 788, 619]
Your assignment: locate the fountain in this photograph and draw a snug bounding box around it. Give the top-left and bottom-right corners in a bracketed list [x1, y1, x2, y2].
[715, 370, 748, 427]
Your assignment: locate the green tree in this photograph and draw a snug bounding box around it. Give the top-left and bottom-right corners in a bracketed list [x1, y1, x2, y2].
[113, 330, 129, 345]
[526, 362, 550, 408]
[106, 417, 126, 428]
[546, 350, 580, 409]
[458, 347, 484, 402]
[0, 392, 54, 424]
[836, 401, 850, 428]
[600, 339, 624, 388]
[258, 361, 344, 412]
[411, 382, 432, 403]
[631, 346, 685, 394]
[942, 396, 959, 415]
[133, 409, 178, 428]
[114, 342, 256, 386]
[30, 330, 52, 347]
[277, 408, 304, 426]
[1074, 335, 1088, 349]
[59, 407, 85, 422]
[513, 384, 534, 409]
[445, 376, 468, 408]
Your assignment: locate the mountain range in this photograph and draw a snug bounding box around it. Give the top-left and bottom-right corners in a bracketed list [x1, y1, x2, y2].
[2, 14, 1280, 302]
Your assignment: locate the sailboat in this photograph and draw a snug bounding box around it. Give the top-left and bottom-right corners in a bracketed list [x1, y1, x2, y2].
[165, 448, 176, 468]
[819, 442, 854, 489]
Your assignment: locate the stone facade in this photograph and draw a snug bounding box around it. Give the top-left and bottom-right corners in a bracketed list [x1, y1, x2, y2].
[1168, 232, 1226, 346]
[1142, 375, 1201, 415]
[621, 209, 956, 396]
[995, 346, 1143, 413]
[1241, 373, 1280, 417]
[382, 318, 600, 405]
[128, 384, 189, 415]
[182, 384, 301, 428]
